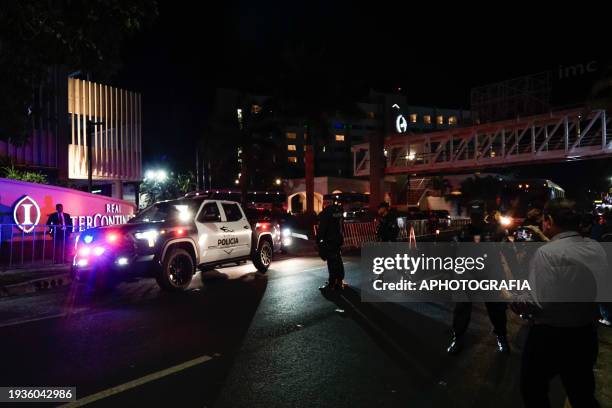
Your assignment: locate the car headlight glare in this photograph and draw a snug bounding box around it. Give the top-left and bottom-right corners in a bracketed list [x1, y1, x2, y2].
[135, 230, 159, 247]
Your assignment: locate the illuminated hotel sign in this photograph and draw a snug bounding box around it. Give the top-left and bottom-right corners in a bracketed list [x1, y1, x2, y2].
[392, 103, 408, 134]
[396, 115, 408, 133]
[1, 178, 136, 233]
[12, 196, 132, 233]
[12, 196, 41, 233]
[71, 201, 132, 231]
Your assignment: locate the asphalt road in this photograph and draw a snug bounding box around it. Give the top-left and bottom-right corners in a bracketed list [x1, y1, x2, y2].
[0, 252, 581, 408]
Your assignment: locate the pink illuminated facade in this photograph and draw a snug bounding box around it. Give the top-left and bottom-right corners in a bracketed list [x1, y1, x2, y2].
[1, 178, 135, 232]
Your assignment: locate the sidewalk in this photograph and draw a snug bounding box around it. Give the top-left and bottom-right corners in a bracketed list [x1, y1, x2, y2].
[0, 264, 72, 297]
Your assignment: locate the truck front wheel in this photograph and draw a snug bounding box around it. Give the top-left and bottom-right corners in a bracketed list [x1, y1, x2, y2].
[252, 239, 272, 273]
[157, 247, 194, 292]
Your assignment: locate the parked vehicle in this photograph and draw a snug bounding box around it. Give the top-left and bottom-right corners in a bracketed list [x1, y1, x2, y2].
[72, 196, 275, 291]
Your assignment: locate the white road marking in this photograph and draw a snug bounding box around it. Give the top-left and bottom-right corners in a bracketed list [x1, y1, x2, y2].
[60, 354, 215, 407]
[0, 312, 69, 328]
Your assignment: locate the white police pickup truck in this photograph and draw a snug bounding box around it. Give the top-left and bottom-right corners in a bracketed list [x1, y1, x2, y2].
[72, 195, 274, 291]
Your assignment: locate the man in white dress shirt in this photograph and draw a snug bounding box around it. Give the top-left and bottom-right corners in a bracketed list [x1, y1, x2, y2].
[514, 198, 609, 408]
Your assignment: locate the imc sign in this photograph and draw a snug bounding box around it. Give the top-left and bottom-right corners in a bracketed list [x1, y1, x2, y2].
[1, 178, 136, 233]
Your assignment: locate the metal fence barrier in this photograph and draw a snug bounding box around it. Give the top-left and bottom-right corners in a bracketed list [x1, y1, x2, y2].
[1, 224, 76, 271]
[313, 217, 471, 250]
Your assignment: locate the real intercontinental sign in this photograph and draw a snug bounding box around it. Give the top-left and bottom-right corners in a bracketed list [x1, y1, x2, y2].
[1, 178, 136, 233]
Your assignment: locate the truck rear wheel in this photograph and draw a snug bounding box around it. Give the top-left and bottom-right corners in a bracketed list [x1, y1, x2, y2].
[252, 239, 272, 273]
[157, 247, 194, 292]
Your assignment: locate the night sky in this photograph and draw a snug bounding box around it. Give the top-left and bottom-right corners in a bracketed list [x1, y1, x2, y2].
[112, 1, 610, 195]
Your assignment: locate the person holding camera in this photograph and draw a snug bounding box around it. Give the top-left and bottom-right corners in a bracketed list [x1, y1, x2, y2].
[512, 199, 608, 408]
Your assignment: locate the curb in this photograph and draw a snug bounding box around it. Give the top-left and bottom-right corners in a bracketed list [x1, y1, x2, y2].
[0, 271, 72, 298]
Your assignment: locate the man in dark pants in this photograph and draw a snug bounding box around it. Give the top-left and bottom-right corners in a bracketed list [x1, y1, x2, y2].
[447, 201, 510, 355]
[512, 199, 606, 408]
[376, 202, 399, 242]
[316, 198, 345, 291]
[46, 203, 73, 263]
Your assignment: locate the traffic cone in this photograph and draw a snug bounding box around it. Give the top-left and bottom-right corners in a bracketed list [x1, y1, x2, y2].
[409, 224, 417, 249]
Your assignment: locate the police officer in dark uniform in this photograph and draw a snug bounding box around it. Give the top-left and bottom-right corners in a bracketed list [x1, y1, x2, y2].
[317, 197, 345, 291]
[447, 201, 510, 354]
[376, 202, 399, 242]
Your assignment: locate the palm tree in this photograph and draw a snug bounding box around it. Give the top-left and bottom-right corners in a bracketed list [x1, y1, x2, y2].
[459, 175, 503, 211]
[431, 176, 451, 196]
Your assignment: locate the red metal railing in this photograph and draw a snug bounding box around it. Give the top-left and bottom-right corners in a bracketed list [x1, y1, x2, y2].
[314, 218, 470, 250]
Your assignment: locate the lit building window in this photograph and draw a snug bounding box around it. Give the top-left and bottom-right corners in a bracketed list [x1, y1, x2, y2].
[335, 135, 345, 142]
[288, 157, 297, 163]
[286, 132, 297, 139]
[322, 146, 327, 153]
[304, 146, 308, 151]
[436, 115, 444, 125]
[409, 114, 417, 123]
[448, 116, 457, 125]
[423, 115, 432, 124]
[304, 133, 308, 140]
[288, 144, 297, 151]
[367, 112, 376, 119]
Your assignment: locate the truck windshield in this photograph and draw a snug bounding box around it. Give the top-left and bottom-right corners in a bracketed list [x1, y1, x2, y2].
[130, 198, 204, 223]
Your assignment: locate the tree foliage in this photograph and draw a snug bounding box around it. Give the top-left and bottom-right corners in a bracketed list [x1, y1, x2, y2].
[2, 165, 48, 184]
[139, 172, 196, 207]
[459, 175, 503, 208]
[0, 1, 158, 142]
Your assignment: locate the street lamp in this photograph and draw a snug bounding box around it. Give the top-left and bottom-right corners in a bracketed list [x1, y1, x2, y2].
[144, 169, 168, 183]
[275, 178, 282, 186]
[156, 169, 167, 182]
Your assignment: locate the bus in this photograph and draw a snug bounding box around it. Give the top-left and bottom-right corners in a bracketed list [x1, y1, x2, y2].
[501, 179, 565, 218]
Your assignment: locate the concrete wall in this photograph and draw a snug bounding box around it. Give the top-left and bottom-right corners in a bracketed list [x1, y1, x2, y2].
[0, 178, 136, 232]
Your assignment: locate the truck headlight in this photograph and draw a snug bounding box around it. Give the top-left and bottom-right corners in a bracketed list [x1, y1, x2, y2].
[135, 230, 159, 247]
[281, 228, 292, 246]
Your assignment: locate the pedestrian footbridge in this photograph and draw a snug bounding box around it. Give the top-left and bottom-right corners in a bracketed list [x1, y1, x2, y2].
[352, 108, 611, 176]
